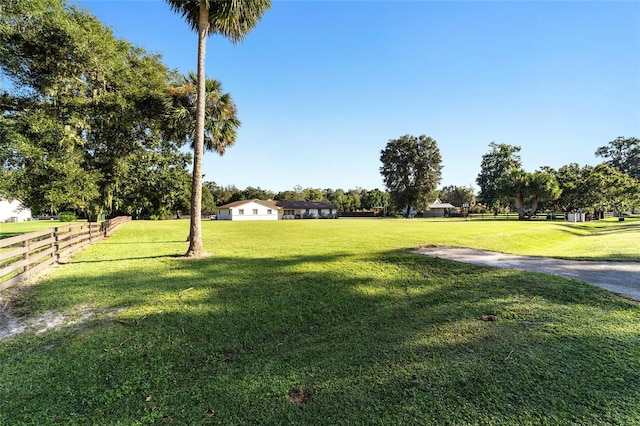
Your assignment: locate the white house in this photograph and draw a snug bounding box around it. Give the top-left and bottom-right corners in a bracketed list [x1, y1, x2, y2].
[0, 199, 32, 222]
[216, 199, 337, 221]
[216, 199, 279, 221]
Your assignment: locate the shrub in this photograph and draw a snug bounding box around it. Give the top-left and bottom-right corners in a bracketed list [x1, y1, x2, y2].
[57, 211, 77, 222]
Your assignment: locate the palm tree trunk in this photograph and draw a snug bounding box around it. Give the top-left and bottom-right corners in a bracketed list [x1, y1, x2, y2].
[185, 1, 209, 257]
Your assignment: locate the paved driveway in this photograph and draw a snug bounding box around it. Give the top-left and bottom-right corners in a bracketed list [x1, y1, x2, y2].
[415, 247, 640, 302]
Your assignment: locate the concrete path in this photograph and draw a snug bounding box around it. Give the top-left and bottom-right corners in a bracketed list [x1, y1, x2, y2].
[414, 247, 640, 302]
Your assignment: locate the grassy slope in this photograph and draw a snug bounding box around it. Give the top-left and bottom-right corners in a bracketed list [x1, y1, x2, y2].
[0, 219, 639, 424]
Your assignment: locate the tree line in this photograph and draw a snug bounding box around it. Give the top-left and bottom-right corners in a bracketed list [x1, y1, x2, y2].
[202, 183, 390, 216]
[379, 134, 639, 219]
[475, 137, 640, 219]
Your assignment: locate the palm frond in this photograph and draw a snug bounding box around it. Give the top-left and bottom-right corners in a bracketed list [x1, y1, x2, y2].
[164, 0, 271, 41]
[165, 73, 240, 155]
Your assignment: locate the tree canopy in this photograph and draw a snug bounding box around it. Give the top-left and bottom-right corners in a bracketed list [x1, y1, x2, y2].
[380, 135, 443, 217]
[476, 142, 522, 210]
[595, 136, 640, 182]
[495, 169, 561, 219]
[0, 0, 193, 219]
[438, 185, 476, 208]
[583, 164, 640, 215]
[166, 72, 240, 155]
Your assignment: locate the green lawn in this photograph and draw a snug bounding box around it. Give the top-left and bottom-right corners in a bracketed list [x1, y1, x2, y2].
[1, 218, 639, 424]
[0, 220, 81, 239]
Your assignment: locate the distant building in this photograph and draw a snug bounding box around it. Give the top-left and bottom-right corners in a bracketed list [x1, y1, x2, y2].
[0, 199, 31, 222]
[425, 198, 456, 218]
[216, 199, 337, 221]
[273, 200, 337, 220]
[216, 199, 279, 221]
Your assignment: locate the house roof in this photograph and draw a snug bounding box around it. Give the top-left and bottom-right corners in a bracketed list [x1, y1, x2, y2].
[273, 200, 335, 210]
[429, 198, 456, 209]
[429, 203, 456, 209]
[217, 199, 336, 210]
[217, 199, 279, 209]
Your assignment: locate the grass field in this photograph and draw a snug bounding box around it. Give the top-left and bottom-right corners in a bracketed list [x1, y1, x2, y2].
[1, 218, 639, 424]
[0, 220, 80, 239]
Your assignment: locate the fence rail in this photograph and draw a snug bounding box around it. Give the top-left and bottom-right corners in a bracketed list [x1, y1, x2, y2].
[0, 216, 131, 291]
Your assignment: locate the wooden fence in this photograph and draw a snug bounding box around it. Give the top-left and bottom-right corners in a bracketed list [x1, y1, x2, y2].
[0, 216, 131, 291]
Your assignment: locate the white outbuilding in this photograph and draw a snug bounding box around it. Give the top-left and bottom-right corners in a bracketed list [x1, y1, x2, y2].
[0, 199, 32, 222]
[425, 198, 456, 218]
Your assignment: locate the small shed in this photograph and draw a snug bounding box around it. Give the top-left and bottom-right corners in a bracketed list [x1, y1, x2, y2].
[425, 198, 456, 218]
[567, 212, 586, 223]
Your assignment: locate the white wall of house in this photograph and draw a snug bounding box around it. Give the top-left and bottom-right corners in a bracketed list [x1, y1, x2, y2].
[218, 201, 278, 221]
[319, 208, 335, 217]
[216, 208, 233, 220]
[278, 208, 335, 219]
[279, 208, 300, 220]
[0, 199, 31, 222]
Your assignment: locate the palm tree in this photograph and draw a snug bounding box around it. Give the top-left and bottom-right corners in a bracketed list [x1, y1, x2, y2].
[165, 0, 271, 257]
[166, 73, 240, 241]
[167, 72, 240, 155]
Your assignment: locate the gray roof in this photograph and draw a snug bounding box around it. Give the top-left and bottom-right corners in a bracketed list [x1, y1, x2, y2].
[429, 203, 456, 209]
[274, 200, 335, 210]
[217, 199, 336, 210]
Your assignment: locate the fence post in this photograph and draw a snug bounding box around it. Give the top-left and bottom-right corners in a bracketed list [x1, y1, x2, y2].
[54, 226, 60, 261]
[22, 239, 30, 278]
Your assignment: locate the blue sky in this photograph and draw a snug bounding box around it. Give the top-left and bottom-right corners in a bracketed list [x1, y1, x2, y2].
[77, 0, 640, 193]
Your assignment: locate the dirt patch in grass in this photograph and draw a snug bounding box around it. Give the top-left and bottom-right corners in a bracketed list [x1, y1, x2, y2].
[480, 314, 498, 322]
[288, 387, 313, 406]
[0, 282, 124, 341]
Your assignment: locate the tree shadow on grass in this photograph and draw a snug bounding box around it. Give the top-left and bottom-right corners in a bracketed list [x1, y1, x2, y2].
[555, 221, 640, 238]
[62, 254, 181, 264]
[100, 240, 188, 245]
[1, 249, 639, 424]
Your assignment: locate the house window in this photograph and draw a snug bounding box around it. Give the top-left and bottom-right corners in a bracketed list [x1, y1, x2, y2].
[253, 209, 258, 215]
[267, 209, 272, 215]
[239, 209, 244, 215]
[284, 209, 295, 216]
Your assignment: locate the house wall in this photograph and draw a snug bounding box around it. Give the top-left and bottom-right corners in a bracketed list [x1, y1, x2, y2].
[425, 208, 446, 218]
[0, 200, 31, 222]
[218, 201, 278, 221]
[217, 208, 232, 220]
[278, 208, 335, 219]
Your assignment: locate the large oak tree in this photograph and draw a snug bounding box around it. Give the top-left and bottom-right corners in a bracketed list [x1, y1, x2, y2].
[476, 142, 522, 210]
[595, 136, 639, 182]
[380, 135, 443, 217]
[495, 169, 561, 219]
[0, 0, 186, 218]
